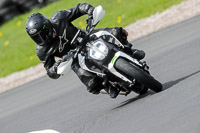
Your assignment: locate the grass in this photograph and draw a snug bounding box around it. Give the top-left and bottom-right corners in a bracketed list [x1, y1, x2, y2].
[0, 0, 185, 78]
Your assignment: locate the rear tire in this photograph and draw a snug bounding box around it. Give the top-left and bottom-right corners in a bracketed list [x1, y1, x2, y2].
[115, 58, 162, 92]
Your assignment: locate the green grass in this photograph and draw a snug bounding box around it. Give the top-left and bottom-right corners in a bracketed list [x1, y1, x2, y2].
[0, 0, 185, 78]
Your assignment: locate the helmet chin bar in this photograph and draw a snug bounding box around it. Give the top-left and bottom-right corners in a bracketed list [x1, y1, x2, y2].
[31, 30, 48, 46]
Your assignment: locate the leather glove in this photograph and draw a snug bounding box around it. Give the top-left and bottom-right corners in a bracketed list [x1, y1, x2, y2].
[46, 60, 62, 79]
[53, 60, 62, 73]
[88, 6, 95, 15]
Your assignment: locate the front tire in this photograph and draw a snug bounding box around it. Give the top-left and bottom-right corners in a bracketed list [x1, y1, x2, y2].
[115, 58, 162, 92]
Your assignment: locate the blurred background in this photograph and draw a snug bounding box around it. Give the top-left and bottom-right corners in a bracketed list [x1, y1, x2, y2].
[0, 0, 56, 25]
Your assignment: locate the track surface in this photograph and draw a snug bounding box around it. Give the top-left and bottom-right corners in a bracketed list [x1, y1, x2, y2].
[1, 15, 200, 133]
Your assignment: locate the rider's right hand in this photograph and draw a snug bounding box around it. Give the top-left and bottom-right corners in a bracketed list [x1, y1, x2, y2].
[54, 60, 62, 73]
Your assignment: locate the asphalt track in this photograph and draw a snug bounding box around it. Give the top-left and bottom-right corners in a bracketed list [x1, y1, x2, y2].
[1, 15, 200, 133]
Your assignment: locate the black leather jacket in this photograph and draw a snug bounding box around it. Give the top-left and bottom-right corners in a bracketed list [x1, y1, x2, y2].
[36, 3, 128, 80]
[36, 3, 94, 79]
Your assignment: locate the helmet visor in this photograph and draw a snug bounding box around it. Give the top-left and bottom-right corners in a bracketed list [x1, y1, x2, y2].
[31, 30, 48, 45]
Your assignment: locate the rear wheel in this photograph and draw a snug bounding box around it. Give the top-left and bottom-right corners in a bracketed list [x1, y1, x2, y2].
[115, 58, 162, 92]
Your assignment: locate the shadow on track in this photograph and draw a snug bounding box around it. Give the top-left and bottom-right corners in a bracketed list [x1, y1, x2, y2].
[113, 70, 200, 110]
[112, 91, 154, 110]
[163, 70, 200, 90]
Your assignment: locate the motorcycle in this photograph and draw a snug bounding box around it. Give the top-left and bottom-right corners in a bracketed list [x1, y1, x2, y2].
[57, 6, 163, 97]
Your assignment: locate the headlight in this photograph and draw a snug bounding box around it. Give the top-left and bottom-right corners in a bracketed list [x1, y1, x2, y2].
[89, 40, 109, 60]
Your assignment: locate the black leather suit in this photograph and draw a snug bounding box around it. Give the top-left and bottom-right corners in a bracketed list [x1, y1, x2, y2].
[36, 3, 129, 93]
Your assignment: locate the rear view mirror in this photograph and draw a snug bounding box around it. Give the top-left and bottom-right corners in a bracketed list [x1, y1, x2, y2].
[92, 5, 105, 26]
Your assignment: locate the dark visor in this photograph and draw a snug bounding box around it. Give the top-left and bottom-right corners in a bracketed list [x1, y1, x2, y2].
[31, 30, 48, 44]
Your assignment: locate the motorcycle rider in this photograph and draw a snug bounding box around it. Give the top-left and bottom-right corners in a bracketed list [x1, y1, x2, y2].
[26, 3, 145, 98]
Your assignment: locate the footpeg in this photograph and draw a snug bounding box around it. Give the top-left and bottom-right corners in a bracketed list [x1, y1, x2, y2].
[142, 61, 149, 71]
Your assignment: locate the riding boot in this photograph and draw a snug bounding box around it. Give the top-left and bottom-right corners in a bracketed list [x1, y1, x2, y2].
[124, 43, 145, 60]
[109, 85, 119, 98]
[132, 49, 145, 60]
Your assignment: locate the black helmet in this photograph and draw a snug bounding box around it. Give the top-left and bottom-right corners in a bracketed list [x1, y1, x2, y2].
[26, 13, 53, 46]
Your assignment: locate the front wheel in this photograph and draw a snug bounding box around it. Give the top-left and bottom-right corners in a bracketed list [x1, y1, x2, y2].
[115, 58, 162, 92]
